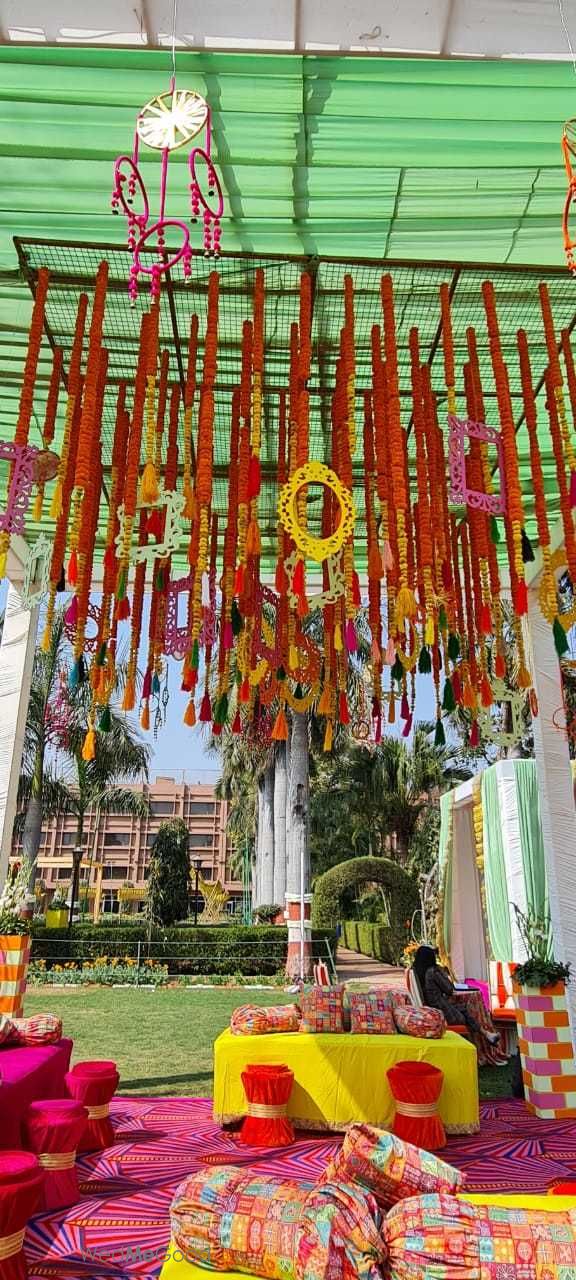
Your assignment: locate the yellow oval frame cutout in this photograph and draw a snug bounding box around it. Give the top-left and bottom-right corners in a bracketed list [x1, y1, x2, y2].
[278, 462, 356, 564]
[137, 89, 209, 152]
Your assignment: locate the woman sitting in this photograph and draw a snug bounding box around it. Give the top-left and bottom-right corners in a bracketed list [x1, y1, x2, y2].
[413, 946, 507, 1067]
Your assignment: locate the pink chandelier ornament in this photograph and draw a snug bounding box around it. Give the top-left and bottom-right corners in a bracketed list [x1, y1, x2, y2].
[0, 441, 39, 537]
[448, 415, 506, 514]
[111, 41, 223, 302]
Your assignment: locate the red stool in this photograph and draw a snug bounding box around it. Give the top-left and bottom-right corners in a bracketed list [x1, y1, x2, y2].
[24, 1100, 87, 1210]
[548, 1182, 576, 1195]
[387, 1060, 446, 1151]
[65, 1060, 119, 1151]
[240, 1064, 294, 1147]
[0, 1150, 44, 1280]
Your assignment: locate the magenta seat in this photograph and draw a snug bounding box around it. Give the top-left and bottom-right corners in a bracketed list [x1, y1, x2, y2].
[0, 1040, 73, 1150]
[0, 1150, 44, 1280]
[65, 1061, 119, 1151]
[24, 1100, 87, 1210]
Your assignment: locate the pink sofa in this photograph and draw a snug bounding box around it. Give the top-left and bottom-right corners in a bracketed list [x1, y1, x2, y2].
[0, 1039, 73, 1148]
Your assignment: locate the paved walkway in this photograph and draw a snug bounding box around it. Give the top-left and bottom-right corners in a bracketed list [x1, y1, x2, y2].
[336, 946, 405, 987]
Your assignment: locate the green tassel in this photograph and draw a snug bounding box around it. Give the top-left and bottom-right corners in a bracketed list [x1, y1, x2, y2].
[434, 717, 446, 747]
[294, 682, 303, 699]
[231, 599, 243, 636]
[276, 665, 286, 682]
[116, 567, 127, 601]
[391, 657, 404, 684]
[438, 605, 448, 632]
[155, 567, 166, 591]
[521, 527, 535, 563]
[98, 705, 112, 733]
[214, 692, 229, 726]
[96, 642, 107, 667]
[442, 677, 456, 713]
[490, 516, 501, 545]
[152, 672, 161, 695]
[418, 646, 432, 674]
[191, 639, 199, 670]
[553, 616, 569, 657]
[68, 660, 80, 690]
[447, 633, 460, 662]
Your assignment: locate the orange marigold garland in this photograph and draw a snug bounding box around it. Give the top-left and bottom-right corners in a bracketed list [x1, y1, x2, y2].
[517, 330, 558, 633]
[68, 261, 108, 590]
[33, 344, 63, 522]
[540, 283, 576, 501]
[381, 274, 415, 628]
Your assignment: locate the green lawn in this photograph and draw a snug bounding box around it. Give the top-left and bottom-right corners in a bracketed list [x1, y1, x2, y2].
[24, 986, 291, 1097]
[26, 985, 513, 1102]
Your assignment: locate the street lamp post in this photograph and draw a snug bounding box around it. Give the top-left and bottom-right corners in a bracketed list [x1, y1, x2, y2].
[192, 857, 202, 927]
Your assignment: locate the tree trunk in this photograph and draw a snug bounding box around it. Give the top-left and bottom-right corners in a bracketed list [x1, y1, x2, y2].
[23, 742, 44, 894]
[273, 743, 287, 908]
[286, 712, 310, 898]
[67, 808, 84, 934]
[259, 765, 275, 906]
[253, 780, 263, 909]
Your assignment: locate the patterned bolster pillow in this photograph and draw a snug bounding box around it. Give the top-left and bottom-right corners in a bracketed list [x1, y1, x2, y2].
[170, 1165, 386, 1279]
[383, 1192, 576, 1280]
[318, 1124, 464, 1211]
[393, 1005, 446, 1039]
[9, 1014, 63, 1045]
[230, 1003, 301, 1035]
[0, 1014, 15, 1045]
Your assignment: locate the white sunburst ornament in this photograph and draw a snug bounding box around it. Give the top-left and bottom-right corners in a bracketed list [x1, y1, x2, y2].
[111, 75, 223, 301]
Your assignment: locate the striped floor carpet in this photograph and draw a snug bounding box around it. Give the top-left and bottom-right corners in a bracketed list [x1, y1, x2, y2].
[25, 1096, 576, 1279]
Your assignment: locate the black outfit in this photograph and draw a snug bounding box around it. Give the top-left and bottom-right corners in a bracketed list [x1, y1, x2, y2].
[422, 965, 480, 1033]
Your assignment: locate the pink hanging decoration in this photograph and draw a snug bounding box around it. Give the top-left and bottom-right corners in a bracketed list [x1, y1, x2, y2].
[44, 670, 74, 747]
[64, 599, 101, 653]
[164, 573, 194, 659]
[111, 79, 223, 302]
[448, 415, 506, 514]
[253, 583, 282, 667]
[0, 441, 38, 536]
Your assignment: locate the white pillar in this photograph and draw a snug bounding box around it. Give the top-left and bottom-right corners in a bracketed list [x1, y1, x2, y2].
[0, 582, 38, 891]
[526, 588, 576, 1041]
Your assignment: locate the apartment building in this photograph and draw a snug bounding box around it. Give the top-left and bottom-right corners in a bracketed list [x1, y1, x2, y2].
[12, 776, 242, 917]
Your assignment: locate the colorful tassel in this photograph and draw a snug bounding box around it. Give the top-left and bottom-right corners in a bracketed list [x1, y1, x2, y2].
[382, 539, 394, 572]
[67, 548, 78, 587]
[81, 726, 96, 762]
[513, 580, 528, 616]
[418, 646, 431, 674]
[442, 678, 456, 713]
[479, 603, 492, 635]
[147, 508, 162, 540]
[494, 653, 506, 679]
[490, 516, 501, 544]
[239, 678, 250, 704]
[223, 621, 234, 650]
[447, 633, 460, 662]
[521, 527, 535, 563]
[434, 717, 446, 746]
[271, 706, 289, 741]
[452, 669, 462, 703]
[116, 597, 130, 621]
[352, 571, 361, 607]
[345, 619, 357, 653]
[480, 674, 493, 708]
[469, 718, 480, 748]
[142, 668, 152, 700]
[122, 677, 136, 712]
[571, 470, 576, 508]
[402, 712, 412, 737]
[400, 690, 410, 720]
[140, 460, 159, 506]
[183, 697, 196, 727]
[231, 709, 241, 733]
[338, 691, 350, 725]
[140, 702, 150, 731]
[64, 596, 78, 626]
[323, 719, 334, 752]
[554, 616, 570, 656]
[231, 599, 243, 636]
[98, 705, 112, 733]
[247, 454, 261, 500]
[199, 692, 212, 723]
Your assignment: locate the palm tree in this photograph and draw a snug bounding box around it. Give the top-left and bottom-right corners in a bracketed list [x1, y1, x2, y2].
[19, 610, 150, 910]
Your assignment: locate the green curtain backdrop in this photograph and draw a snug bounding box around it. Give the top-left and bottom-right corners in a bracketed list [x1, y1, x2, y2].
[480, 768, 514, 961]
[438, 790, 454, 959]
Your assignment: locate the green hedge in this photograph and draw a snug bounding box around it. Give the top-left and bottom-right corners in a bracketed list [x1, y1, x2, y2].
[312, 856, 418, 964]
[342, 921, 400, 965]
[30, 924, 336, 977]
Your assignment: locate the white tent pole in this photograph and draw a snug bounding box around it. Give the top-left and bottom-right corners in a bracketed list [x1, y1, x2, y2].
[526, 588, 576, 1044]
[0, 580, 38, 892]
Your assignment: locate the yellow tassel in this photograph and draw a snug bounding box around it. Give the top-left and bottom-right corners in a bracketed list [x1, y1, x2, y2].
[40, 624, 51, 652]
[183, 480, 195, 521]
[317, 684, 332, 716]
[271, 706, 289, 741]
[140, 460, 159, 506]
[122, 677, 136, 712]
[49, 478, 63, 519]
[0, 549, 7, 581]
[246, 519, 261, 557]
[289, 644, 298, 671]
[424, 615, 435, 646]
[323, 719, 334, 752]
[183, 697, 196, 727]
[462, 682, 477, 711]
[81, 727, 96, 763]
[518, 665, 532, 689]
[32, 487, 44, 522]
[395, 586, 418, 628]
[334, 624, 343, 653]
[140, 702, 150, 731]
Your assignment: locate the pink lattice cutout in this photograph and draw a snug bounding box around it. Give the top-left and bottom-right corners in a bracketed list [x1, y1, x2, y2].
[64, 600, 101, 654]
[253, 583, 281, 667]
[448, 415, 506, 515]
[164, 574, 192, 659]
[0, 442, 38, 535]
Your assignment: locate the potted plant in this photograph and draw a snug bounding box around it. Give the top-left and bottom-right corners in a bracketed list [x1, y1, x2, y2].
[0, 860, 33, 1017]
[46, 891, 69, 929]
[512, 905, 574, 1118]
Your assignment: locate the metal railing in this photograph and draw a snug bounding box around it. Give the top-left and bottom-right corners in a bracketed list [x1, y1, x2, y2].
[30, 935, 338, 982]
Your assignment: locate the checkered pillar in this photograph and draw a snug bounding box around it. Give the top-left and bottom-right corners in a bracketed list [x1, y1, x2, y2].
[285, 894, 313, 981]
[0, 933, 31, 1017]
[515, 981, 576, 1119]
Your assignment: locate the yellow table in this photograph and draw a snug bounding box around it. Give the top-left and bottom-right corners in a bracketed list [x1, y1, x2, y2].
[161, 1197, 576, 1278]
[213, 1028, 479, 1136]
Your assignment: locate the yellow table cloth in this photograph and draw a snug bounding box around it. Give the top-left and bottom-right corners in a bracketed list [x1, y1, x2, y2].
[213, 1028, 479, 1135]
[161, 1197, 576, 1278]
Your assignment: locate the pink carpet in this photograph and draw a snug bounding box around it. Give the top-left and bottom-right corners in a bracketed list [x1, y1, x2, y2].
[23, 1096, 576, 1279]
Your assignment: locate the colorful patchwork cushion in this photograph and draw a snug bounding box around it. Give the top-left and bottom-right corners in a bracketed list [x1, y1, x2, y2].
[383, 1192, 576, 1280]
[230, 1004, 301, 1035]
[348, 993, 396, 1035]
[9, 1014, 63, 1045]
[170, 1165, 385, 1279]
[0, 1015, 14, 1045]
[344, 983, 411, 1008]
[299, 985, 345, 1034]
[393, 1006, 446, 1039]
[319, 1125, 464, 1210]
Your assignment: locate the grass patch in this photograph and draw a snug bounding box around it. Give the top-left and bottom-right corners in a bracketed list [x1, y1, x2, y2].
[479, 1060, 514, 1099]
[24, 986, 292, 1098]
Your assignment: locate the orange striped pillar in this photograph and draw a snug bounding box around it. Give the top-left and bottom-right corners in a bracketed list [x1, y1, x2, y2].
[0, 934, 31, 1017]
[515, 980, 576, 1119]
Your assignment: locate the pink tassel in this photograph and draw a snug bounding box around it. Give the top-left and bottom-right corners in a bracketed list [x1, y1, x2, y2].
[384, 637, 395, 665]
[469, 719, 480, 748]
[142, 668, 152, 700]
[371, 637, 381, 664]
[571, 470, 576, 508]
[223, 621, 234, 650]
[199, 692, 212, 723]
[382, 540, 394, 572]
[400, 691, 410, 720]
[64, 596, 78, 626]
[402, 713, 412, 737]
[352, 572, 361, 607]
[345, 619, 357, 653]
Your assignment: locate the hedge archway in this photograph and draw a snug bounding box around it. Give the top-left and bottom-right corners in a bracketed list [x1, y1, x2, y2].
[311, 856, 418, 942]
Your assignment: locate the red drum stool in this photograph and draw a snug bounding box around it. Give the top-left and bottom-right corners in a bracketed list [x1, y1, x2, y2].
[65, 1060, 119, 1151]
[548, 1182, 576, 1195]
[24, 1100, 87, 1210]
[240, 1064, 294, 1147]
[0, 1151, 44, 1280]
[387, 1061, 446, 1151]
